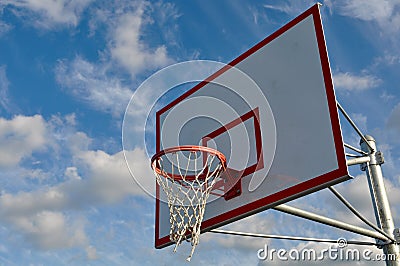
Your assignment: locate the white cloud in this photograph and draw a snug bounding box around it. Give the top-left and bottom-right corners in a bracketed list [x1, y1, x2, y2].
[249, 5, 267, 25]
[387, 102, 400, 133]
[86, 245, 97, 260]
[329, 0, 400, 61]
[15, 211, 87, 250]
[380, 91, 396, 102]
[0, 188, 67, 217]
[55, 57, 133, 117]
[0, 112, 151, 200]
[0, 20, 12, 37]
[2, 0, 92, 29]
[335, 0, 394, 21]
[0, 115, 47, 168]
[0, 65, 12, 113]
[384, 178, 400, 219]
[0, 162, 88, 250]
[263, 3, 293, 14]
[47, 114, 92, 156]
[332, 0, 400, 34]
[333, 72, 382, 92]
[55, 1, 178, 116]
[374, 53, 400, 66]
[7, 210, 87, 250]
[263, 1, 316, 17]
[87, 1, 176, 76]
[73, 148, 152, 203]
[0, 112, 155, 252]
[64, 166, 81, 180]
[109, 5, 173, 77]
[0, 150, 150, 253]
[0, 150, 150, 217]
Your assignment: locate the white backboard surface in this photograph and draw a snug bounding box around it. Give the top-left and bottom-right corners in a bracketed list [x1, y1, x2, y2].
[155, 4, 349, 248]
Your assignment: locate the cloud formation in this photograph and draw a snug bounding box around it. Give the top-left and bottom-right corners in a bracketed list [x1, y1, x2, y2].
[55, 1, 176, 116]
[110, 6, 173, 77]
[0, 65, 11, 113]
[333, 72, 382, 92]
[0, 115, 47, 168]
[6, 211, 87, 250]
[387, 102, 400, 134]
[1, 0, 92, 29]
[0, 113, 152, 254]
[55, 57, 133, 117]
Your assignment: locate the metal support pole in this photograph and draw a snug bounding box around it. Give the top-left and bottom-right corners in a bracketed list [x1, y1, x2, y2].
[273, 204, 389, 241]
[346, 156, 370, 166]
[360, 135, 400, 265]
[210, 229, 377, 246]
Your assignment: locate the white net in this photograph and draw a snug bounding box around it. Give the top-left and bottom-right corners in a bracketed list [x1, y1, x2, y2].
[151, 146, 226, 261]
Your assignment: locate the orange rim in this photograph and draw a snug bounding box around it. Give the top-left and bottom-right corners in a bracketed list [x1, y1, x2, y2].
[151, 145, 226, 181]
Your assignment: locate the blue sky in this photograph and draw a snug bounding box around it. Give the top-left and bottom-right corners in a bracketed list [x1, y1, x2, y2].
[1, 0, 400, 265]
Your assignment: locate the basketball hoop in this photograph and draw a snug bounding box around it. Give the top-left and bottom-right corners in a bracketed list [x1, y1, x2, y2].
[151, 145, 227, 261]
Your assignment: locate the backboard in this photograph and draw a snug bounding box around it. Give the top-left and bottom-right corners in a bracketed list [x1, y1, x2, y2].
[155, 4, 349, 248]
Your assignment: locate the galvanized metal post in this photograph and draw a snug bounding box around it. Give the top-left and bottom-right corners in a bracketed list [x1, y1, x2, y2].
[360, 135, 400, 265]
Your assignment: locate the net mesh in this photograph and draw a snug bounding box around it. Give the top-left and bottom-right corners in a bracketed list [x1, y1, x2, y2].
[152, 147, 225, 261]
